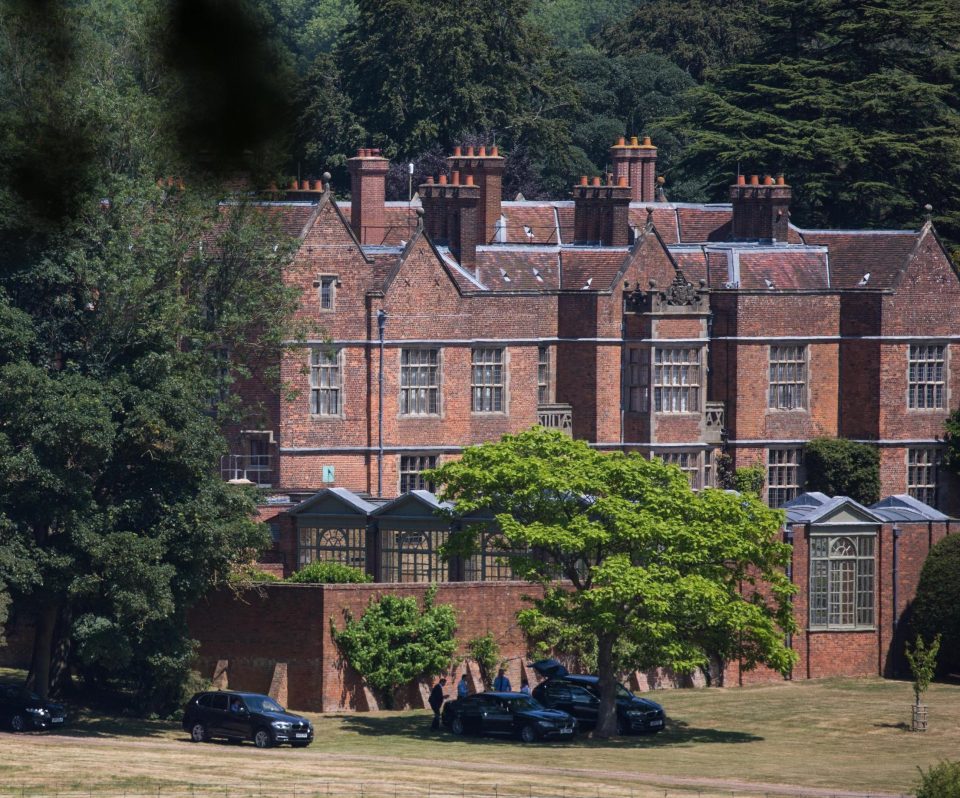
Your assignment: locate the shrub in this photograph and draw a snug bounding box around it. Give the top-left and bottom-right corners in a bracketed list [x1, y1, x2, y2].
[915, 761, 960, 798]
[714, 453, 765, 498]
[332, 586, 457, 708]
[466, 633, 501, 689]
[286, 561, 372, 584]
[227, 564, 281, 584]
[804, 438, 880, 505]
[912, 534, 960, 674]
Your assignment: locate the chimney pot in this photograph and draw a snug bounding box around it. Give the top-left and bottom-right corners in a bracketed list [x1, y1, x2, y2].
[312, 179, 323, 191]
[289, 180, 298, 191]
[737, 174, 746, 186]
[580, 175, 588, 186]
[750, 175, 760, 186]
[465, 174, 474, 186]
[439, 174, 448, 185]
[452, 170, 461, 185]
[617, 136, 626, 146]
[300, 179, 310, 191]
[763, 175, 774, 186]
[591, 176, 601, 187]
[630, 136, 639, 147]
[453, 146, 462, 157]
[490, 145, 499, 157]
[618, 176, 629, 187]
[426, 176, 435, 184]
[643, 136, 652, 146]
[479, 145, 487, 157]
[776, 175, 786, 186]
[466, 146, 475, 157]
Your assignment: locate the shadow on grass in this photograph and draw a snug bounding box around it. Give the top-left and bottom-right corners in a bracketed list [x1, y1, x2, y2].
[339, 715, 761, 747]
[55, 712, 178, 740]
[873, 721, 911, 731]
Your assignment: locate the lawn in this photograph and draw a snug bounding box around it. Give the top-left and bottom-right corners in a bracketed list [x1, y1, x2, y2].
[1, 675, 957, 798]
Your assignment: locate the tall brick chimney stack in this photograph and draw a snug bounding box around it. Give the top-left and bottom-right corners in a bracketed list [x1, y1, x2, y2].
[347, 148, 390, 244]
[610, 136, 658, 203]
[419, 172, 481, 269]
[572, 175, 632, 246]
[730, 174, 792, 242]
[447, 144, 505, 245]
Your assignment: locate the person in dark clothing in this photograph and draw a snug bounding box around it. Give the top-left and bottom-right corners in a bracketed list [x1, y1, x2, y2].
[429, 677, 447, 730]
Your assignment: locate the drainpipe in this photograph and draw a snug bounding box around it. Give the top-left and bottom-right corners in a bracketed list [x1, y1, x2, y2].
[892, 525, 901, 632]
[377, 309, 387, 497]
[785, 524, 794, 680]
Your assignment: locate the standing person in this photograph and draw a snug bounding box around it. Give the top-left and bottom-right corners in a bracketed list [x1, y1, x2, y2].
[493, 668, 511, 692]
[429, 677, 447, 730]
[519, 678, 531, 696]
[457, 673, 469, 699]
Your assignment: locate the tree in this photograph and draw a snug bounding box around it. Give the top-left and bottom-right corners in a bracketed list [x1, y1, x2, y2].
[466, 633, 501, 690]
[905, 634, 940, 722]
[915, 761, 960, 798]
[803, 438, 880, 505]
[602, 0, 761, 81]
[912, 534, 960, 675]
[666, 0, 960, 242]
[331, 587, 457, 708]
[432, 428, 797, 737]
[943, 409, 960, 477]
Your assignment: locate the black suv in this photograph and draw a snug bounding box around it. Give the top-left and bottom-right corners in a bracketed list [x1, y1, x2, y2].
[182, 691, 314, 748]
[530, 660, 666, 735]
[0, 684, 67, 732]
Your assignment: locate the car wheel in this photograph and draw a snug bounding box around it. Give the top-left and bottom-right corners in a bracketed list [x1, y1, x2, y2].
[451, 717, 465, 736]
[253, 728, 274, 749]
[520, 724, 538, 743]
[189, 722, 209, 743]
[10, 714, 25, 733]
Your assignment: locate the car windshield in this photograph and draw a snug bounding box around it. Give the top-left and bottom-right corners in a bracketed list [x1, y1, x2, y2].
[507, 696, 543, 711]
[244, 696, 284, 713]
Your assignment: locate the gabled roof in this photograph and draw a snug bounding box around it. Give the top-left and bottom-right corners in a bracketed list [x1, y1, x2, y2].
[476, 248, 560, 290]
[870, 494, 951, 523]
[371, 489, 452, 519]
[289, 487, 378, 517]
[382, 223, 465, 296]
[784, 493, 883, 525]
[560, 248, 632, 290]
[798, 228, 920, 289]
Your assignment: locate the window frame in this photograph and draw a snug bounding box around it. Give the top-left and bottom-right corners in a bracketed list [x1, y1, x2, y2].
[907, 343, 947, 410]
[379, 527, 449, 583]
[654, 450, 701, 490]
[399, 454, 438, 494]
[767, 447, 803, 508]
[652, 347, 701, 413]
[625, 346, 650, 413]
[537, 345, 551, 405]
[309, 346, 343, 417]
[297, 526, 367, 571]
[809, 532, 876, 630]
[471, 347, 506, 414]
[768, 345, 808, 411]
[399, 348, 441, 416]
[907, 447, 941, 507]
[315, 274, 338, 311]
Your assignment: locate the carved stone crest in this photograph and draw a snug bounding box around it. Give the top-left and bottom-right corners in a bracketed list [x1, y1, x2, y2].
[661, 270, 700, 306]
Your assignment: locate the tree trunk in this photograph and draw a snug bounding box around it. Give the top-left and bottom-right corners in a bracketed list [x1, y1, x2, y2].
[594, 632, 618, 739]
[49, 604, 73, 696]
[26, 602, 58, 699]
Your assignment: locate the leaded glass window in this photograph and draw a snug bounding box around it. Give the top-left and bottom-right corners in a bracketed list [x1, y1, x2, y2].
[809, 534, 875, 628]
[538, 346, 550, 404]
[399, 454, 436, 493]
[626, 347, 650, 412]
[298, 526, 367, 570]
[463, 532, 518, 581]
[379, 528, 448, 583]
[907, 448, 940, 506]
[310, 347, 341, 415]
[769, 345, 807, 410]
[653, 348, 700, 412]
[655, 450, 700, 489]
[471, 348, 504, 412]
[400, 349, 440, 415]
[767, 448, 802, 507]
[908, 344, 946, 409]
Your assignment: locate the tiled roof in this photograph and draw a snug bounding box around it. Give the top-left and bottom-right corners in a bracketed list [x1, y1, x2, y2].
[629, 207, 679, 244]
[476, 249, 560, 290]
[737, 249, 830, 290]
[201, 201, 318, 255]
[671, 249, 709, 285]
[556, 205, 575, 244]
[500, 204, 560, 245]
[339, 202, 418, 246]
[798, 230, 920, 289]
[560, 248, 631, 290]
[678, 207, 731, 242]
[706, 250, 733, 287]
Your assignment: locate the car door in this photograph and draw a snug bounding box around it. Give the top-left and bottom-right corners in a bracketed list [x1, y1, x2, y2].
[0, 685, 12, 725]
[544, 682, 573, 715]
[458, 695, 486, 733]
[567, 685, 600, 726]
[222, 695, 252, 739]
[204, 693, 231, 736]
[483, 697, 515, 735]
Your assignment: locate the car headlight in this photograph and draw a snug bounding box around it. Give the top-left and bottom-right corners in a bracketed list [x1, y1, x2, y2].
[25, 708, 48, 715]
[271, 721, 292, 729]
[536, 720, 555, 727]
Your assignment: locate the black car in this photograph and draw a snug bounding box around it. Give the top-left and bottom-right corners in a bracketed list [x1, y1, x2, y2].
[441, 691, 577, 742]
[0, 684, 67, 732]
[182, 691, 314, 748]
[530, 660, 666, 735]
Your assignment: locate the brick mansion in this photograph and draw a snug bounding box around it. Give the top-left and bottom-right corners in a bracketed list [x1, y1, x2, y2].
[185, 137, 960, 698]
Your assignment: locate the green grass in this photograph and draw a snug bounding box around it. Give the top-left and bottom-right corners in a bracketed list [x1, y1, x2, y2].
[1, 676, 957, 797]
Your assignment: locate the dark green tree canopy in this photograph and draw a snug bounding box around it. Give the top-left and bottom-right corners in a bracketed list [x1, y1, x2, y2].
[803, 438, 880, 506]
[912, 534, 960, 675]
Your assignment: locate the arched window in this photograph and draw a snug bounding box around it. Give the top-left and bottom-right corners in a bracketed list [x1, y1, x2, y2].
[297, 525, 367, 570]
[809, 534, 875, 628]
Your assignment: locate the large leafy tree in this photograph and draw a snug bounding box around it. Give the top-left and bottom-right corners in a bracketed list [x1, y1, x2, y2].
[667, 0, 960, 241]
[803, 438, 881, 506]
[0, 0, 302, 710]
[432, 428, 797, 738]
